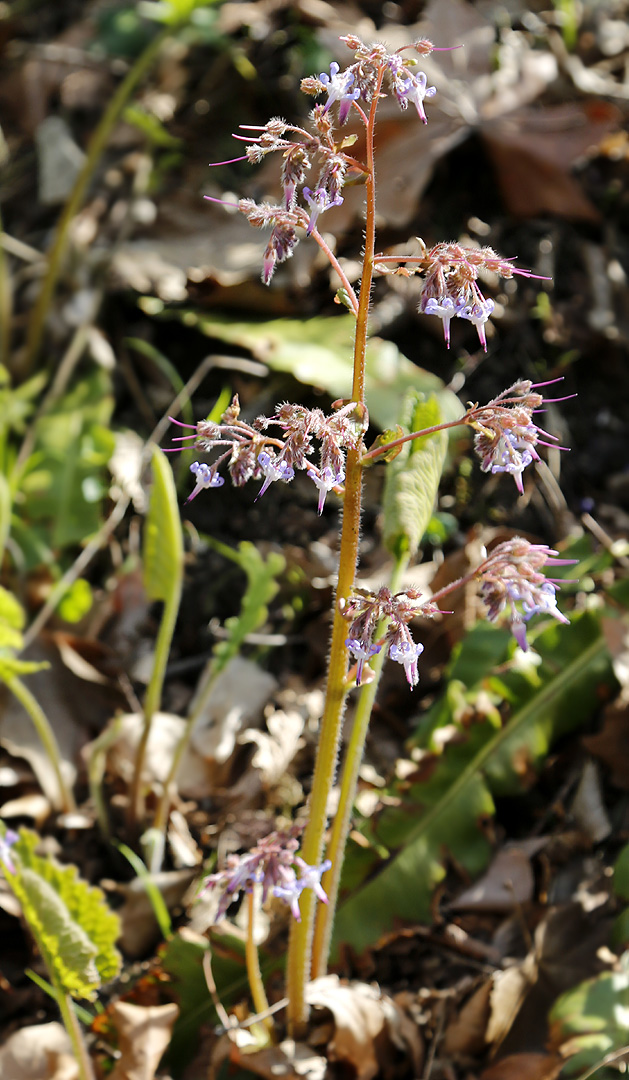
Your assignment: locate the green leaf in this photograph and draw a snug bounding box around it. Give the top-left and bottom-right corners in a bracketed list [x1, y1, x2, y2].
[57, 578, 93, 623]
[143, 446, 184, 603]
[205, 539, 285, 677]
[333, 612, 616, 956]
[123, 105, 183, 148]
[18, 369, 115, 557]
[382, 391, 448, 560]
[6, 829, 121, 1000]
[140, 310, 465, 433]
[548, 959, 629, 1076]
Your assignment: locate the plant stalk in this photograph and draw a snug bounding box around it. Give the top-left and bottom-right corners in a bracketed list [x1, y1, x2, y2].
[311, 551, 409, 977]
[5, 673, 76, 813]
[22, 26, 169, 374]
[246, 890, 274, 1039]
[285, 68, 384, 1034]
[55, 986, 96, 1080]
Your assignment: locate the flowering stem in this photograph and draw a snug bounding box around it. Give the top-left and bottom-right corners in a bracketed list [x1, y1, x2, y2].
[285, 67, 384, 1035]
[361, 415, 469, 464]
[310, 229, 359, 316]
[245, 890, 274, 1040]
[311, 550, 409, 978]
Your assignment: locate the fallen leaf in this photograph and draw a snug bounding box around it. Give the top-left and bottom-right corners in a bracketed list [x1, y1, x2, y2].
[116, 868, 197, 958]
[109, 1001, 179, 1080]
[306, 975, 423, 1080]
[443, 978, 492, 1056]
[583, 704, 629, 790]
[0, 1021, 78, 1080]
[480, 1052, 563, 1080]
[451, 840, 547, 913]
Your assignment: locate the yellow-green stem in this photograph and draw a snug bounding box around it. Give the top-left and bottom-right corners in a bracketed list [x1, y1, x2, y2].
[55, 987, 96, 1080]
[22, 26, 169, 374]
[246, 890, 274, 1039]
[149, 663, 219, 872]
[285, 68, 384, 1035]
[311, 551, 408, 977]
[130, 575, 182, 827]
[5, 674, 76, 813]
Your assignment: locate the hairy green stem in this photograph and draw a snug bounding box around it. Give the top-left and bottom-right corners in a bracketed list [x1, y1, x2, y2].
[22, 26, 169, 374]
[56, 986, 96, 1080]
[285, 68, 384, 1034]
[246, 890, 274, 1039]
[311, 551, 409, 977]
[362, 416, 468, 464]
[5, 674, 76, 813]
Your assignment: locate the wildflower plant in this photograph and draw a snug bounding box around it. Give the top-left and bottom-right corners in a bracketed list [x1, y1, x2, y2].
[168, 35, 575, 1033]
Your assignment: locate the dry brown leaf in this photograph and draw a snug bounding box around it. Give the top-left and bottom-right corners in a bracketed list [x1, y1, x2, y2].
[583, 703, 629, 789]
[116, 868, 197, 958]
[0, 1021, 78, 1080]
[211, 1034, 327, 1080]
[451, 840, 547, 913]
[482, 102, 620, 222]
[480, 1052, 563, 1080]
[443, 978, 492, 1056]
[306, 975, 424, 1080]
[109, 1002, 179, 1080]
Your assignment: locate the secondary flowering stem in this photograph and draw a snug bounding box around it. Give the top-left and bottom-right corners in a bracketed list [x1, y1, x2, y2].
[310, 227, 359, 315]
[362, 416, 467, 464]
[311, 550, 409, 977]
[285, 66, 384, 1034]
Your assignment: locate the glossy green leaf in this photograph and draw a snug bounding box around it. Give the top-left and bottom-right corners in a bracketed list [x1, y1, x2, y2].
[141, 310, 465, 432]
[5, 829, 121, 1000]
[382, 392, 448, 560]
[548, 957, 629, 1077]
[334, 612, 616, 956]
[143, 445, 184, 603]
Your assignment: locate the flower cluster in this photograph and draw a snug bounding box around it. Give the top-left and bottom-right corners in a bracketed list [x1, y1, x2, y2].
[206, 36, 439, 283]
[476, 538, 576, 650]
[168, 395, 367, 513]
[341, 586, 441, 688]
[201, 829, 330, 923]
[376, 241, 548, 352]
[468, 378, 571, 495]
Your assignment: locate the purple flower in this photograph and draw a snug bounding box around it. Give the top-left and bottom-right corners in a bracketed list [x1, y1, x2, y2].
[346, 637, 381, 686]
[273, 858, 332, 921]
[255, 450, 295, 501]
[302, 187, 344, 236]
[186, 461, 225, 503]
[0, 829, 18, 874]
[421, 295, 460, 348]
[388, 639, 424, 688]
[319, 62, 361, 124]
[307, 465, 345, 514]
[457, 297, 495, 352]
[201, 830, 331, 923]
[487, 430, 537, 494]
[478, 538, 575, 650]
[398, 71, 436, 124]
